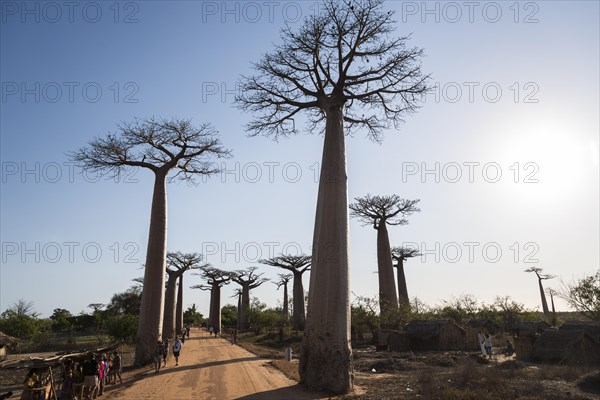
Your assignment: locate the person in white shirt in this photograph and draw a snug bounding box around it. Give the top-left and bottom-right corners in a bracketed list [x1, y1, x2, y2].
[477, 330, 486, 356]
[172, 336, 183, 366]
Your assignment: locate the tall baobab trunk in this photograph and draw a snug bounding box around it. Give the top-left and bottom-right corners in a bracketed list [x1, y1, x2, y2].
[537, 277, 550, 317]
[236, 292, 242, 331]
[292, 272, 305, 330]
[209, 283, 222, 333]
[549, 290, 557, 326]
[396, 258, 410, 306]
[208, 285, 215, 329]
[241, 284, 250, 331]
[162, 272, 178, 339]
[283, 282, 289, 320]
[135, 171, 168, 366]
[377, 221, 398, 322]
[175, 275, 183, 333]
[300, 105, 352, 394]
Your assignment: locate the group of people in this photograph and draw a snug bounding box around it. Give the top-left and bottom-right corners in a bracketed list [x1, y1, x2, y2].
[153, 326, 190, 373]
[49, 350, 122, 400]
[477, 331, 515, 359]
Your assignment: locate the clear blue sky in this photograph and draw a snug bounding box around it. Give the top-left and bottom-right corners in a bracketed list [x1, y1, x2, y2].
[1, 1, 598, 318]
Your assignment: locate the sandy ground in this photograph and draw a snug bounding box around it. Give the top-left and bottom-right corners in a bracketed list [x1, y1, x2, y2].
[103, 330, 327, 400]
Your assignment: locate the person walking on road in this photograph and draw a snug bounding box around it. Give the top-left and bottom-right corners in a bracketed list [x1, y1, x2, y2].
[172, 335, 183, 366]
[154, 341, 164, 373]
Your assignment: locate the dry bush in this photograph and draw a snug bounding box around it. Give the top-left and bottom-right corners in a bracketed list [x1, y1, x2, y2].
[271, 360, 300, 381]
[577, 371, 600, 395]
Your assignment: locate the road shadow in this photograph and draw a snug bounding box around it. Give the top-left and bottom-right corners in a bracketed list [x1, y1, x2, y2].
[234, 384, 329, 400]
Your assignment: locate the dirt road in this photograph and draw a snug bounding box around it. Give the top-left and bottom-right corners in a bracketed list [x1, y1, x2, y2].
[104, 331, 328, 400]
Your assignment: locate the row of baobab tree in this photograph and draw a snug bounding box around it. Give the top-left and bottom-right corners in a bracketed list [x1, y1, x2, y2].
[70, 0, 431, 394]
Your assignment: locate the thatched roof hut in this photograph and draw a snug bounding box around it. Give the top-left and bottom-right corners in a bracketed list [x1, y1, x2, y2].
[532, 330, 600, 365]
[559, 320, 600, 342]
[405, 320, 466, 351]
[511, 321, 550, 338]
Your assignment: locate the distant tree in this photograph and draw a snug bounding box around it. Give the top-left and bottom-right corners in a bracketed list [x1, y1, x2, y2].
[192, 266, 231, 332]
[350, 195, 420, 322]
[71, 117, 231, 366]
[525, 267, 555, 317]
[163, 252, 206, 338]
[559, 271, 600, 321]
[107, 314, 138, 343]
[183, 304, 205, 327]
[229, 267, 269, 331]
[231, 289, 243, 330]
[351, 295, 379, 344]
[49, 308, 73, 332]
[238, 0, 429, 392]
[274, 274, 293, 322]
[220, 304, 238, 329]
[0, 299, 41, 339]
[391, 247, 421, 307]
[259, 255, 310, 330]
[106, 286, 142, 316]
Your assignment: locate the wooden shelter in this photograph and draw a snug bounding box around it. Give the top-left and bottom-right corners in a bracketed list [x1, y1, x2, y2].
[405, 320, 466, 351]
[0, 343, 120, 400]
[0, 331, 18, 361]
[377, 330, 411, 352]
[559, 320, 600, 342]
[511, 321, 550, 338]
[464, 320, 500, 351]
[532, 330, 600, 365]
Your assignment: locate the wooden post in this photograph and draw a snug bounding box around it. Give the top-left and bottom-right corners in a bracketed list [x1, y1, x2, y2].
[48, 366, 58, 400]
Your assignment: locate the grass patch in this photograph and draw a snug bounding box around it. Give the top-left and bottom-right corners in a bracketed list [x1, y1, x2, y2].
[271, 360, 301, 381]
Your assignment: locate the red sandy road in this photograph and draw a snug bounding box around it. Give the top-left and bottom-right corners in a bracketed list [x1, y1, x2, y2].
[104, 331, 328, 400]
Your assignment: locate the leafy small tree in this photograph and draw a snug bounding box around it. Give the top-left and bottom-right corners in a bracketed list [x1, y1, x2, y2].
[0, 299, 42, 340]
[183, 304, 205, 327]
[107, 314, 138, 343]
[221, 304, 238, 329]
[559, 271, 600, 321]
[50, 308, 73, 332]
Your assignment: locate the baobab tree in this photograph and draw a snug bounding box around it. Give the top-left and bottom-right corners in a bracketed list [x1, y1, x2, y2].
[546, 288, 558, 326]
[192, 266, 231, 333]
[391, 246, 421, 307]
[350, 195, 420, 322]
[231, 289, 243, 330]
[163, 252, 206, 339]
[274, 273, 293, 321]
[525, 267, 556, 318]
[229, 267, 269, 331]
[259, 255, 311, 331]
[71, 117, 231, 365]
[237, 0, 429, 392]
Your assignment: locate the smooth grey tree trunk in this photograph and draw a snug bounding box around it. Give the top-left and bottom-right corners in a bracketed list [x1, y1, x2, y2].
[396, 258, 410, 306]
[135, 171, 168, 366]
[241, 284, 250, 331]
[283, 283, 289, 320]
[538, 278, 550, 317]
[236, 293, 242, 331]
[208, 286, 215, 329]
[292, 272, 305, 330]
[300, 105, 352, 394]
[377, 222, 398, 322]
[162, 272, 178, 339]
[175, 275, 183, 333]
[209, 283, 222, 333]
